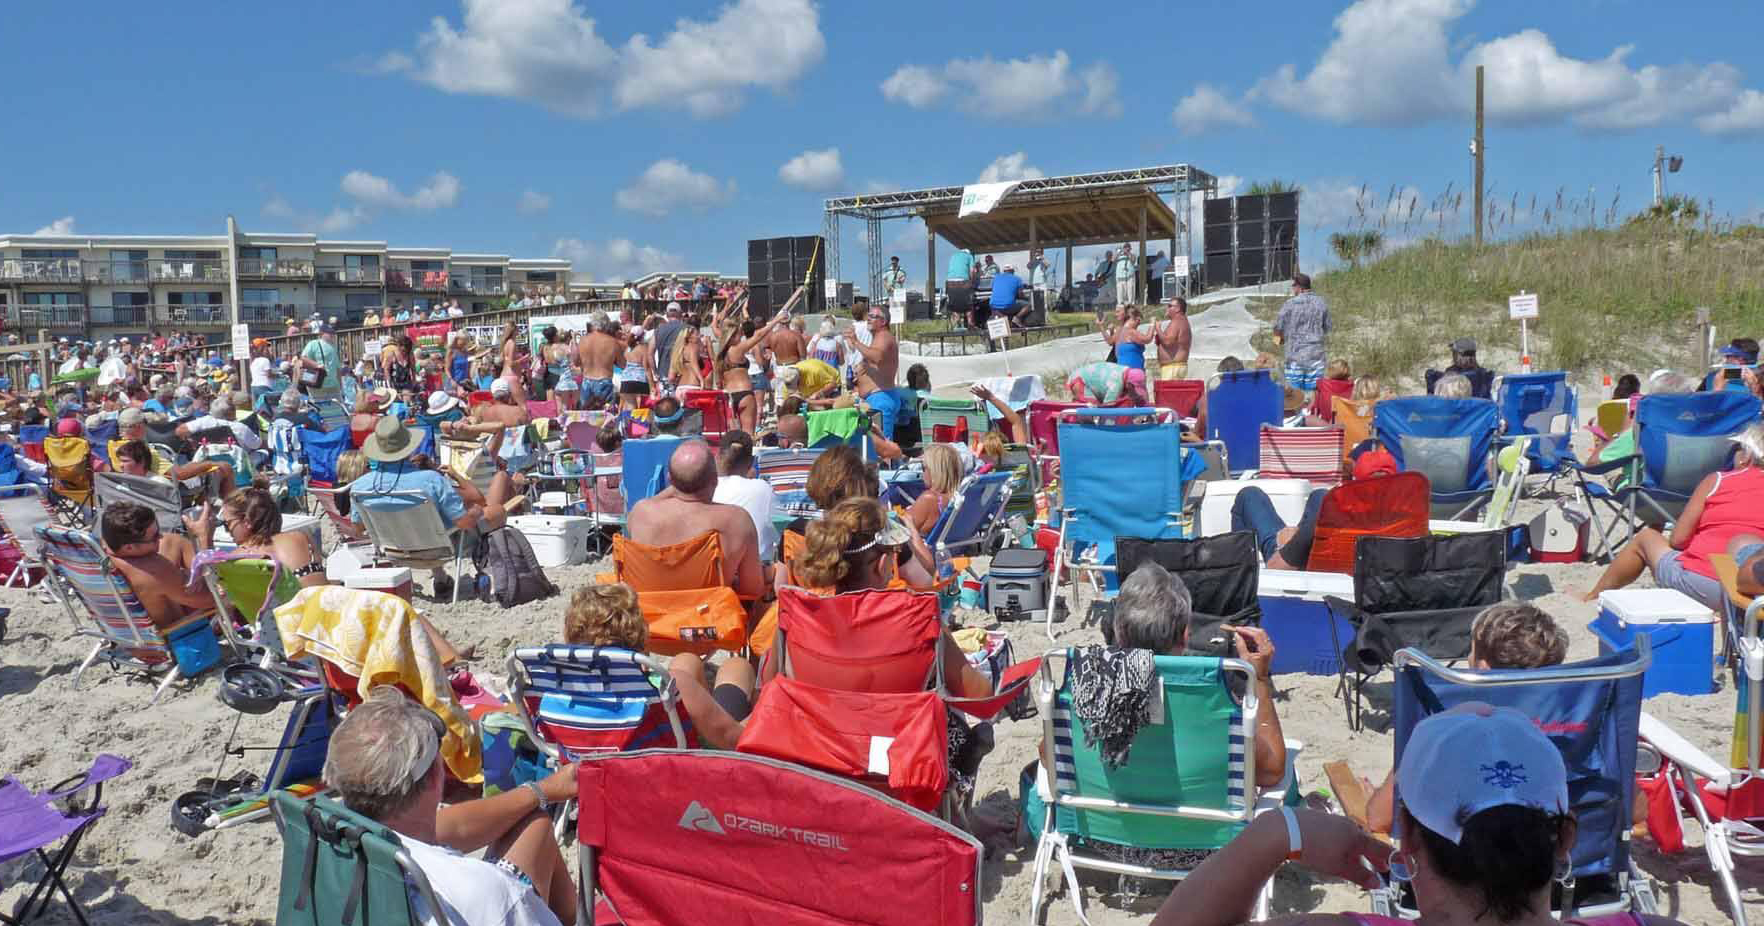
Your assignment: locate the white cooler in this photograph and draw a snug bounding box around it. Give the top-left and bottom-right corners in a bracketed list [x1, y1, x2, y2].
[509, 515, 594, 568]
[325, 542, 378, 582]
[1200, 479, 1313, 537]
[344, 567, 413, 602]
[215, 512, 323, 554]
[1258, 568, 1356, 676]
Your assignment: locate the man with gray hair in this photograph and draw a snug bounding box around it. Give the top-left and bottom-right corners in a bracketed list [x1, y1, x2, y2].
[322, 689, 576, 926]
[1103, 561, 1287, 787]
[177, 394, 263, 452]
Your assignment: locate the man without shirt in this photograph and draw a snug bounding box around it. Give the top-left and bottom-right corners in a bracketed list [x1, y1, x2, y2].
[842, 305, 905, 439]
[1156, 296, 1193, 380]
[575, 315, 624, 410]
[624, 439, 767, 604]
[99, 501, 218, 633]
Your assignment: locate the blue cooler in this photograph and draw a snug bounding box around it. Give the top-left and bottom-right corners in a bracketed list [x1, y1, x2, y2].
[1258, 568, 1356, 676]
[166, 618, 223, 676]
[1589, 588, 1717, 698]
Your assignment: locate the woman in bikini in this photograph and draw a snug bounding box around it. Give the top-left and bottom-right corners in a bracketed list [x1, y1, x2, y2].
[619, 325, 653, 413]
[497, 322, 526, 404]
[718, 310, 788, 433]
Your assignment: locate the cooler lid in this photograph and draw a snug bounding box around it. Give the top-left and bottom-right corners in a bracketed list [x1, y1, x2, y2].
[1598, 588, 1715, 624]
[1204, 478, 1314, 500]
[1258, 567, 1353, 599]
[989, 548, 1047, 572]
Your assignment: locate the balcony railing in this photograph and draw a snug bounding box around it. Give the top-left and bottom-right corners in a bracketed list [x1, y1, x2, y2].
[239, 303, 314, 324]
[0, 258, 84, 283]
[386, 269, 452, 290]
[237, 257, 315, 280]
[8, 304, 87, 327]
[91, 305, 151, 326]
[84, 260, 152, 284]
[151, 304, 230, 326]
[317, 265, 384, 285]
[450, 276, 505, 296]
[149, 258, 229, 283]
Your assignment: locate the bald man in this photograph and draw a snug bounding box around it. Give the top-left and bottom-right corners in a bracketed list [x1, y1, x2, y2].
[624, 439, 767, 601]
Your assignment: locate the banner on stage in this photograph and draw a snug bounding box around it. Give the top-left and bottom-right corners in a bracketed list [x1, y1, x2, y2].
[959, 181, 1022, 217]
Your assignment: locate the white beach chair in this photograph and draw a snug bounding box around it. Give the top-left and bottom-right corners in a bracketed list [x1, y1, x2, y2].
[353, 489, 467, 603]
[0, 483, 52, 587]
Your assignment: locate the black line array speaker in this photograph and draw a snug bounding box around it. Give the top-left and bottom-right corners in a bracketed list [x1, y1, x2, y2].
[1200, 193, 1302, 289]
[745, 235, 826, 313]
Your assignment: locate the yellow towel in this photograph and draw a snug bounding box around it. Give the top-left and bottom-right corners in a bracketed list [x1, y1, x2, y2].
[274, 586, 482, 782]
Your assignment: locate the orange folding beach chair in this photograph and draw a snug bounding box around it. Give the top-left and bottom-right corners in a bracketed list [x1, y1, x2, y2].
[1331, 396, 1376, 465]
[604, 531, 750, 656]
[1306, 471, 1431, 574]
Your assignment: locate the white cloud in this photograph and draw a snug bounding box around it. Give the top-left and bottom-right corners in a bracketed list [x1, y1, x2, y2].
[340, 170, 461, 210]
[261, 196, 366, 234]
[1697, 89, 1764, 136]
[1247, 0, 1760, 135]
[614, 159, 735, 216]
[881, 51, 1122, 119]
[977, 152, 1044, 184]
[552, 237, 683, 282]
[517, 190, 552, 215]
[778, 147, 844, 192]
[31, 216, 74, 236]
[1172, 85, 1256, 135]
[383, 0, 823, 118]
[880, 65, 945, 107]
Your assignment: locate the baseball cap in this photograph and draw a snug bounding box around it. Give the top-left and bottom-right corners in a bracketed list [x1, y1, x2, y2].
[665, 301, 682, 315]
[1450, 337, 1477, 354]
[1397, 704, 1568, 845]
[1349, 439, 1399, 479]
[490, 378, 512, 398]
[54, 417, 82, 437]
[1717, 344, 1748, 360]
[118, 407, 145, 429]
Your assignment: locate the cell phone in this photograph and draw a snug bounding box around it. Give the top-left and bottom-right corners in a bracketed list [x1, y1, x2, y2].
[1725, 367, 1742, 382]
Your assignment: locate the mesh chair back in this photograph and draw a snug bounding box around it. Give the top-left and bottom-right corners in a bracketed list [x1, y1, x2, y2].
[1635, 392, 1761, 496]
[1308, 472, 1431, 575]
[1497, 371, 1577, 471]
[1375, 396, 1499, 495]
[1115, 532, 1262, 652]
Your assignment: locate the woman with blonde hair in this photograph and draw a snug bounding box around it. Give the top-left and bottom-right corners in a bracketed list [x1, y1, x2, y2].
[906, 443, 964, 535]
[563, 583, 648, 651]
[668, 327, 704, 388]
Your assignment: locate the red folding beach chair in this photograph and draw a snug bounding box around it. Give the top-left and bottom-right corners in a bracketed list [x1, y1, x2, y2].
[677, 387, 732, 444]
[576, 748, 982, 926]
[1153, 378, 1205, 417]
[1027, 399, 1083, 456]
[1311, 377, 1353, 422]
[1307, 471, 1431, 574]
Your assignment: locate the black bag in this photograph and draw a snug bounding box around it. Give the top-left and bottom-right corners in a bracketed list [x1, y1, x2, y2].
[472, 526, 558, 608]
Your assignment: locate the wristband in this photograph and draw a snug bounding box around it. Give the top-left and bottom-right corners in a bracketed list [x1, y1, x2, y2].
[1280, 806, 1302, 861]
[525, 780, 551, 812]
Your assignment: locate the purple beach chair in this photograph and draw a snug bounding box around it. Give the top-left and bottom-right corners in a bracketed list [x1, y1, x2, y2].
[0, 754, 131, 926]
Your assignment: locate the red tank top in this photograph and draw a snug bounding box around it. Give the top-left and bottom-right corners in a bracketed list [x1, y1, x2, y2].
[1680, 465, 1764, 578]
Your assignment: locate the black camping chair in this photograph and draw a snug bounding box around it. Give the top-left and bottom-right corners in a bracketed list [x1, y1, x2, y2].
[1323, 531, 1506, 731]
[1114, 530, 1262, 657]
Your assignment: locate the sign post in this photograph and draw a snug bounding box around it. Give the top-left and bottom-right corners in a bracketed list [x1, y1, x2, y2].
[889, 288, 906, 325]
[986, 316, 1013, 375]
[231, 323, 252, 362]
[1508, 291, 1539, 372]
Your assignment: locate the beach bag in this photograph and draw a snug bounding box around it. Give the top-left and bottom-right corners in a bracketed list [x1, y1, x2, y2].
[297, 366, 326, 389]
[472, 526, 558, 608]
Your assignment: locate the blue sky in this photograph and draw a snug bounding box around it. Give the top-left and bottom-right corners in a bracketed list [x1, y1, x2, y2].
[2, 0, 1760, 288]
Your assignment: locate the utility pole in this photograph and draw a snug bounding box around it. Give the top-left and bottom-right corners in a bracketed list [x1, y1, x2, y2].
[1651, 145, 1665, 208]
[1473, 65, 1485, 246]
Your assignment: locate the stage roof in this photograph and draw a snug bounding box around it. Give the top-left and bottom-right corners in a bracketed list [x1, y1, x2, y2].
[921, 188, 1176, 252]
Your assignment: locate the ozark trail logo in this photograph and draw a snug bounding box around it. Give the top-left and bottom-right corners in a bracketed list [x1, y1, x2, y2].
[1481, 761, 1527, 788]
[678, 800, 724, 834]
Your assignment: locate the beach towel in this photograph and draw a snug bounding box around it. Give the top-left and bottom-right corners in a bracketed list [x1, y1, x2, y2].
[807, 407, 863, 447]
[273, 586, 481, 781]
[974, 375, 1047, 417]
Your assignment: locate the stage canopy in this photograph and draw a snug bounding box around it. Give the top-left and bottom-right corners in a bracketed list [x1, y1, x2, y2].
[822, 164, 1218, 301]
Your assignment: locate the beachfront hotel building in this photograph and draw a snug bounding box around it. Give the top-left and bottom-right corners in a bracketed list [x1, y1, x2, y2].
[0, 228, 573, 342]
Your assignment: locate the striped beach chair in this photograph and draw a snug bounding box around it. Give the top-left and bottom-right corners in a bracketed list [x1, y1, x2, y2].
[754, 446, 823, 516]
[506, 645, 691, 761]
[1257, 425, 1345, 487]
[36, 526, 211, 705]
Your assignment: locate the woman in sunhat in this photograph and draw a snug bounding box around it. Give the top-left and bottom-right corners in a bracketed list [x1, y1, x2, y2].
[1151, 703, 1686, 926]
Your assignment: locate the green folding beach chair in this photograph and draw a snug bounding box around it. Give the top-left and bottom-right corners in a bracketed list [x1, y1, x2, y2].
[272, 792, 441, 926]
[1027, 650, 1291, 923]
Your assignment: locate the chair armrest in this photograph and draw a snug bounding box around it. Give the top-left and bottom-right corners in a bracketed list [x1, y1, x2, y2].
[1253, 738, 1306, 812]
[1567, 453, 1639, 477]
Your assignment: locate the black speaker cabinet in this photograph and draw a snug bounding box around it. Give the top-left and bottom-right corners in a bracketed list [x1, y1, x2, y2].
[1267, 248, 1296, 280]
[1237, 221, 1266, 249]
[1268, 191, 1298, 221]
[1234, 194, 1266, 222]
[747, 239, 770, 262]
[1235, 248, 1266, 279]
[1268, 219, 1298, 249]
[1203, 197, 1234, 226]
[1204, 224, 1233, 253]
[748, 261, 769, 284]
[1205, 253, 1234, 287]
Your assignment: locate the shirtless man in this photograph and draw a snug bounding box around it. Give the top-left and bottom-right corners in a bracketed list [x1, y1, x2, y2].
[1155, 296, 1194, 380]
[842, 305, 905, 439]
[768, 315, 807, 371]
[576, 314, 624, 410]
[100, 501, 217, 633]
[720, 309, 789, 433]
[444, 379, 535, 471]
[624, 440, 767, 602]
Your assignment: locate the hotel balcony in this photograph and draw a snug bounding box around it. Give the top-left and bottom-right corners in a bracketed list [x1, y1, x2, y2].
[149, 258, 229, 283]
[237, 257, 315, 281]
[450, 276, 506, 296]
[83, 260, 153, 284]
[0, 258, 84, 284]
[90, 305, 150, 326]
[7, 304, 87, 328]
[316, 265, 384, 286]
[239, 302, 313, 324]
[149, 304, 230, 327]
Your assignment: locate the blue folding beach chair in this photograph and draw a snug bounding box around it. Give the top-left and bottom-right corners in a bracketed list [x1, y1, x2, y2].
[1570, 391, 1762, 558]
[924, 470, 1014, 577]
[620, 435, 683, 511]
[1206, 369, 1282, 474]
[1376, 639, 1657, 919]
[297, 426, 350, 487]
[1375, 396, 1500, 519]
[309, 398, 349, 434]
[1495, 371, 1578, 478]
[1047, 408, 1201, 639]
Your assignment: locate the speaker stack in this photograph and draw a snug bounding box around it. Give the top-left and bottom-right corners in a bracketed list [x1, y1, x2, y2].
[746, 235, 826, 315]
[1201, 192, 1299, 289]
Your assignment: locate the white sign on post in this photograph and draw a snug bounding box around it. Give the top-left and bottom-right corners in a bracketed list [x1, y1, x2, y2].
[825, 279, 839, 302]
[986, 316, 1013, 374]
[1509, 292, 1539, 372]
[1172, 255, 1191, 277]
[231, 323, 251, 360]
[889, 288, 906, 325]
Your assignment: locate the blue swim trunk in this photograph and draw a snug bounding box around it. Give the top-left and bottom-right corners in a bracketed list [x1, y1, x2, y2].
[581, 377, 616, 407]
[1284, 360, 1325, 391]
[861, 388, 911, 440]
